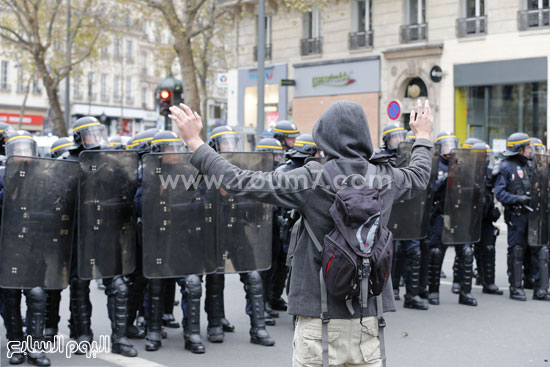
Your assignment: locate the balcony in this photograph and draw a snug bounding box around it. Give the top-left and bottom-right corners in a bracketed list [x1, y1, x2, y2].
[456, 16, 487, 37]
[348, 31, 373, 50]
[399, 23, 428, 43]
[253, 44, 272, 61]
[300, 37, 322, 56]
[518, 8, 550, 30]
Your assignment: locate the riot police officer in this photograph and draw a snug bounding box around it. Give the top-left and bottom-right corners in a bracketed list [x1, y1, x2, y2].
[470, 142, 503, 295]
[206, 126, 275, 346]
[272, 120, 300, 151]
[0, 131, 50, 366]
[381, 123, 407, 153]
[494, 132, 544, 301]
[530, 137, 546, 155]
[50, 138, 75, 159]
[427, 132, 478, 306]
[0, 121, 13, 157]
[108, 135, 131, 150]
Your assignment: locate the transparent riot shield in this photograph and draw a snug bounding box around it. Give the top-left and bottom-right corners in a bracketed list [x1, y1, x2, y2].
[78, 150, 138, 279]
[387, 142, 439, 240]
[141, 153, 217, 278]
[0, 157, 79, 289]
[442, 149, 486, 245]
[216, 152, 273, 273]
[528, 154, 549, 247]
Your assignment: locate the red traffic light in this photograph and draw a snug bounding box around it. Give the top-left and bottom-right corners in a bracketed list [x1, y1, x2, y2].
[160, 90, 171, 101]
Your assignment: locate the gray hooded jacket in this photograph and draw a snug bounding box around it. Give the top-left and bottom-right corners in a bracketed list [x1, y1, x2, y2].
[190, 101, 433, 319]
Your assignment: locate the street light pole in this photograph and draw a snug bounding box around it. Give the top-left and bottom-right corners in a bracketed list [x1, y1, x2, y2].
[64, 0, 71, 130]
[256, 0, 265, 140]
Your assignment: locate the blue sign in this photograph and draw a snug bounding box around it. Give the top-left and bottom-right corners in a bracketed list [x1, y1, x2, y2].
[387, 100, 402, 120]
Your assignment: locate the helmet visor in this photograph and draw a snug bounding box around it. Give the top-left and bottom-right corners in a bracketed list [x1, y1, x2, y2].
[386, 131, 407, 150]
[81, 125, 108, 149]
[216, 134, 239, 152]
[162, 142, 186, 153]
[7, 138, 36, 157]
[439, 137, 459, 156]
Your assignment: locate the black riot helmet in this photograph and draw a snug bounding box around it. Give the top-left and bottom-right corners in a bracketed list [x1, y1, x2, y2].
[108, 136, 123, 150]
[273, 120, 300, 150]
[127, 128, 159, 154]
[0, 122, 13, 154]
[435, 131, 459, 158]
[72, 116, 108, 150]
[151, 131, 186, 153]
[6, 130, 37, 158]
[256, 137, 285, 167]
[530, 137, 546, 155]
[50, 137, 75, 159]
[503, 132, 530, 157]
[208, 126, 240, 152]
[462, 137, 483, 149]
[287, 134, 318, 159]
[470, 142, 492, 163]
[381, 123, 407, 151]
[405, 130, 416, 142]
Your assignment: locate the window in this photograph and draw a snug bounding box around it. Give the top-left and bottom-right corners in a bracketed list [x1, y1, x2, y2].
[519, 0, 550, 29]
[1, 61, 9, 90]
[16, 64, 25, 93]
[87, 72, 94, 99]
[101, 46, 108, 58]
[32, 75, 41, 94]
[126, 76, 132, 104]
[74, 73, 81, 98]
[101, 73, 108, 101]
[301, 8, 322, 55]
[465, 0, 485, 18]
[142, 53, 148, 74]
[457, 0, 486, 36]
[141, 87, 147, 108]
[400, 0, 427, 43]
[114, 75, 121, 100]
[114, 38, 121, 59]
[350, 0, 373, 49]
[126, 40, 134, 63]
[254, 16, 272, 61]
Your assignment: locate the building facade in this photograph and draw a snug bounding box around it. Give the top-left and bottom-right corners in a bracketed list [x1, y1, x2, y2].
[227, 0, 550, 150]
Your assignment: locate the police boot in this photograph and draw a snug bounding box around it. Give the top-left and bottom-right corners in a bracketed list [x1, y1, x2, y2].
[145, 280, 164, 351]
[419, 240, 430, 299]
[25, 288, 51, 366]
[246, 272, 275, 346]
[183, 276, 205, 354]
[44, 290, 61, 342]
[219, 290, 235, 332]
[3, 290, 25, 365]
[269, 260, 289, 312]
[481, 244, 503, 295]
[427, 247, 443, 305]
[107, 278, 138, 357]
[533, 246, 550, 301]
[264, 302, 279, 319]
[451, 256, 460, 294]
[457, 246, 478, 307]
[473, 243, 483, 286]
[264, 310, 276, 326]
[205, 293, 225, 343]
[509, 246, 527, 301]
[162, 279, 180, 329]
[126, 275, 146, 339]
[391, 242, 405, 301]
[69, 278, 93, 354]
[403, 248, 429, 310]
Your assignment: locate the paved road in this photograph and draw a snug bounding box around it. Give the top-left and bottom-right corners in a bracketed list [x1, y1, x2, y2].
[1, 234, 549, 367]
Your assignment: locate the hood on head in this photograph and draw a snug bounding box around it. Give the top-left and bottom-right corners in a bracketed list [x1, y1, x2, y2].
[312, 101, 373, 161]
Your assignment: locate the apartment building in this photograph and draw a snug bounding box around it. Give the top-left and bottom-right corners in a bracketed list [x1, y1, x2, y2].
[227, 0, 550, 150]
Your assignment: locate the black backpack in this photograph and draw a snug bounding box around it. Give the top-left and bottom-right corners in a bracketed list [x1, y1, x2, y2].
[291, 163, 392, 367]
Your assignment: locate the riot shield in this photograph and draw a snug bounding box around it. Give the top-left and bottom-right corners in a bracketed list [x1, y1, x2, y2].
[0, 157, 78, 289]
[78, 150, 138, 279]
[141, 153, 217, 278]
[387, 142, 439, 240]
[528, 154, 549, 247]
[217, 152, 273, 273]
[442, 149, 486, 245]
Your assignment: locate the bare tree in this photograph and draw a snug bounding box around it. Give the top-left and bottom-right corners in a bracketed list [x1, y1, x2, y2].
[0, 0, 109, 136]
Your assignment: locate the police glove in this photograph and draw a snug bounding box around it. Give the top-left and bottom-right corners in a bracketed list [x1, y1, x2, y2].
[517, 195, 531, 205]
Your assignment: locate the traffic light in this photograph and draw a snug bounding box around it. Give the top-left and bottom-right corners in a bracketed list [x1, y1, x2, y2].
[159, 89, 172, 116]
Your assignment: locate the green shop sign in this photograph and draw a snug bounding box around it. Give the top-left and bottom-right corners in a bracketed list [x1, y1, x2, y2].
[312, 72, 356, 88]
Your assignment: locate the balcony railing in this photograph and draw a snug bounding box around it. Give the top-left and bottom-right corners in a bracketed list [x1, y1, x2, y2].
[253, 44, 272, 61]
[348, 31, 373, 50]
[456, 16, 487, 37]
[400, 23, 428, 43]
[518, 8, 550, 30]
[300, 37, 322, 56]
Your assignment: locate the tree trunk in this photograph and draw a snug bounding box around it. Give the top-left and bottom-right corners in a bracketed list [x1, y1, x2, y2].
[174, 38, 206, 141]
[35, 57, 67, 136]
[17, 74, 33, 130]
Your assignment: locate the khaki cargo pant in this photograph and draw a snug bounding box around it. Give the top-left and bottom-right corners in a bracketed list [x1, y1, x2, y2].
[292, 316, 382, 367]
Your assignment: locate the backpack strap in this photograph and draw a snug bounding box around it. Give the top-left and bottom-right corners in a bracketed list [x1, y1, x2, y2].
[285, 217, 303, 267]
[302, 218, 329, 367]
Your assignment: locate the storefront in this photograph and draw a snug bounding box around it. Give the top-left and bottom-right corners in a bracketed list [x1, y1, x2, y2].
[0, 112, 45, 132]
[454, 57, 547, 152]
[228, 64, 288, 131]
[291, 56, 380, 140]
